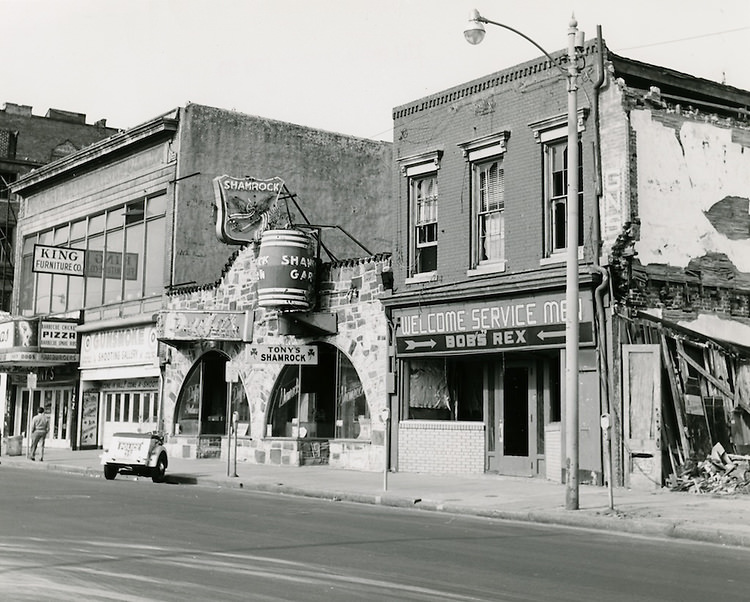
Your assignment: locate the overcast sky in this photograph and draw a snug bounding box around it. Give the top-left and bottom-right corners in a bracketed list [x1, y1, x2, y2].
[2, 0, 749, 142]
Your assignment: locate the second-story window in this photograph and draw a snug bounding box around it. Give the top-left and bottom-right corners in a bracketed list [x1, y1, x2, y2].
[413, 173, 438, 275]
[530, 110, 587, 262]
[19, 192, 167, 317]
[545, 139, 583, 254]
[475, 158, 505, 265]
[398, 149, 442, 282]
[459, 131, 510, 276]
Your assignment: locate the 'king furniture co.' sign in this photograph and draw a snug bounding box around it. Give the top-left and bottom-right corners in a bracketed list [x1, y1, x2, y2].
[33, 245, 85, 276]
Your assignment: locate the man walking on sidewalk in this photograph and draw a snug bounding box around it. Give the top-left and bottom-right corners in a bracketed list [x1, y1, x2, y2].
[28, 406, 49, 461]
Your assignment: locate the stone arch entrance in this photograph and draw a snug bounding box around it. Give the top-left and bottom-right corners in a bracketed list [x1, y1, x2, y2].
[174, 350, 230, 457]
[265, 342, 370, 462]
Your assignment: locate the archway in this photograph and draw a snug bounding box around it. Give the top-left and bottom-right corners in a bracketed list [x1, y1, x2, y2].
[266, 343, 369, 440]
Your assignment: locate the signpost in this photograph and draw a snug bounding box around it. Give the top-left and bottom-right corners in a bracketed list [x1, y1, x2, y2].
[225, 361, 239, 477]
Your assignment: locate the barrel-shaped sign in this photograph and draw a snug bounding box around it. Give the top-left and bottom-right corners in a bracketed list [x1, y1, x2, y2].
[257, 229, 317, 310]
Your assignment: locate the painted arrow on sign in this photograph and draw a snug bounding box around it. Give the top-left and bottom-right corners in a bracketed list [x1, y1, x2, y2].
[536, 328, 566, 341]
[404, 339, 437, 350]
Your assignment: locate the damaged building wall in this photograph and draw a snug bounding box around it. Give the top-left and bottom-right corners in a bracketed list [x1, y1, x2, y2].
[600, 62, 750, 487]
[631, 109, 750, 277]
[621, 313, 750, 492]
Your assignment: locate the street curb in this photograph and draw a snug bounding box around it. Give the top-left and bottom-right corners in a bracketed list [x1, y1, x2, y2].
[188, 474, 750, 549]
[6, 459, 748, 549]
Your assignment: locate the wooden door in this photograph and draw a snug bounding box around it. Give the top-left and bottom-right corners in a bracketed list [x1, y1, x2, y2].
[623, 344, 662, 489]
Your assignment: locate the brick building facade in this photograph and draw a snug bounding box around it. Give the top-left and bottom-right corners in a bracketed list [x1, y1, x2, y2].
[385, 42, 601, 480]
[383, 36, 750, 486]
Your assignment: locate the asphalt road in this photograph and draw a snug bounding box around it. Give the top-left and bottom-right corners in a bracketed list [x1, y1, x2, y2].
[1, 467, 749, 602]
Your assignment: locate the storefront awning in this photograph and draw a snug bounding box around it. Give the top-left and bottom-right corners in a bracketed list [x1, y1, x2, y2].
[0, 350, 79, 369]
[80, 364, 160, 381]
[635, 310, 750, 357]
[0, 316, 80, 370]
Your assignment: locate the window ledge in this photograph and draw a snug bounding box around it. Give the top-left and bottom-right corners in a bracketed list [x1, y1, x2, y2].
[540, 247, 583, 266]
[405, 272, 438, 285]
[467, 261, 506, 277]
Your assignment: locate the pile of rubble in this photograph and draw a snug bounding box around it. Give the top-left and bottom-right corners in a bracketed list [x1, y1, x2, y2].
[668, 443, 750, 495]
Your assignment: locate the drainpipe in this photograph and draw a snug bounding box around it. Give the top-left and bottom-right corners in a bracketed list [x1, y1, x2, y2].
[592, 25, 615, 510]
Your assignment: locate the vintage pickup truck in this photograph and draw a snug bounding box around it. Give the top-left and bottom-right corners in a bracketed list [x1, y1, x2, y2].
[101, 432, 168, 483]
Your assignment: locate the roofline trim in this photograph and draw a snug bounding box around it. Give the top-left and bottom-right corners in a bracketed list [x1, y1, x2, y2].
[10, 108, 180, 194]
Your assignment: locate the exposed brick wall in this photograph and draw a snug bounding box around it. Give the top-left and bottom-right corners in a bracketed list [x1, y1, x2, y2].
[0, 103, 116, 166]
[598, 74, 634, 260]
[398, 421, 485, 474]
[391, 44, 601, 289]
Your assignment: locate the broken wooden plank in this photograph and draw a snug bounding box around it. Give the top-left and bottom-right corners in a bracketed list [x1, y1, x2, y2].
[661, 334, 691, 459]
[676, 342, 736, 400]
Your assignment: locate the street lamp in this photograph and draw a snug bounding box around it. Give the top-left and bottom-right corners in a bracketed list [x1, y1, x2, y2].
[464, 9, 584, 510]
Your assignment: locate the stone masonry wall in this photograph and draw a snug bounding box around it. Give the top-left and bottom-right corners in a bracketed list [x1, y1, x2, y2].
[160, 240, 392, 471]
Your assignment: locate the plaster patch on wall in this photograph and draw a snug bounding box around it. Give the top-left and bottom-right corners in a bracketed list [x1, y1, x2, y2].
[632, 111, 750, 273]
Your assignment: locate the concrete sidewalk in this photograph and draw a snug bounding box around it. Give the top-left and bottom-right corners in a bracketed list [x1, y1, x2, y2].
[3, 447, 750, 548]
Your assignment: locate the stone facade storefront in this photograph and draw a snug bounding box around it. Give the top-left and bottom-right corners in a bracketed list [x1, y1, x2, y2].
[158, 240, 393, 472]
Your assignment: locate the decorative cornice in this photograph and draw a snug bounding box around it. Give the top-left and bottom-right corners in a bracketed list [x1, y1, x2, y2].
[529, 107, 590, 142]
[392, 40, 600, 122]
[457, 130, 511, 161]
[397, 149, 443, 176]
[11, 108, 180, 194]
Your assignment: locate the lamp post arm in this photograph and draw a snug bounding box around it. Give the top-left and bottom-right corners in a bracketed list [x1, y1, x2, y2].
[475, 16, 568, 77]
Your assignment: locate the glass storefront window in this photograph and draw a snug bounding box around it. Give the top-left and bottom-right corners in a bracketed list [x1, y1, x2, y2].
[85, 233, 104, 307]
[146, 193, 166, 217]
[266, 344, 369, 440]
[70, 219, 86, 240]
[267, 367, 299, 437]
[173, 352, 227, 437]
[50, 273, 68, 314]
[336, 354, 369, 439]
[124, 221, 144, 300]
[405, 357, 485, 421]
[35, 273, 51, 315]
[175, 366, 201, 435]
[230, 380, 250, 423]
[103, 228, 124, 304]
[144, 217, 165, 297]
[19, 192, 167, 316]
[106, 207, 123, 230]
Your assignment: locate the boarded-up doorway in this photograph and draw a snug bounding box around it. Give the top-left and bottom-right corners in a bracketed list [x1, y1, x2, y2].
[623, 344, 662, 489]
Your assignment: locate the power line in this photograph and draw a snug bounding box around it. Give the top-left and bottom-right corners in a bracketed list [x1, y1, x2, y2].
[617, 26, 750, 51]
